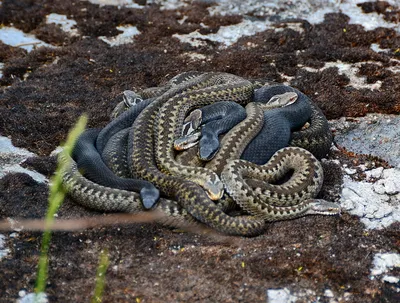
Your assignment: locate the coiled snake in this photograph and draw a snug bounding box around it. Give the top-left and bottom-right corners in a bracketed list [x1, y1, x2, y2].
[60, 72, 340, 236]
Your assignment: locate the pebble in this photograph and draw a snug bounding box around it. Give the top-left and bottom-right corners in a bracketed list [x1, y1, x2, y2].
[323, 289, 334, 297]
[365, 167, 384, 180]
[343, 168, 357, 175]
[370, 253, 400, 277]
[382, 275, 400, 283]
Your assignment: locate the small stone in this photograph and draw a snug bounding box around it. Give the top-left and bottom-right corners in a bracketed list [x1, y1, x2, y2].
[382, 275, 399, 283]
[18, 290, 27, 298]
[373, 204, 393, 219]
[365, 167, 383, 180]
[324, 289, 334, 297]
[344, 168, 357, 175]
[17, 292, 48, 303]
[373, 179, 399, 195]
[340, 198, 355, 211]
[267, 288, 291, 303]
[384, 179, 399, 195]
[370, 253, 400, 276]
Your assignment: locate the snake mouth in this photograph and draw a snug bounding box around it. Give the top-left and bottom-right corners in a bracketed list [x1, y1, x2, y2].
[204, 180, 224, 201]
[140, 187, 160, 210]
[198, 135, 220, 161]
[206, 191, 224, 201]
[199, 144, 219, 161]
[308, 199, 341, 216]
[174, 132, 201, 151]
[123, 90, 143, 107]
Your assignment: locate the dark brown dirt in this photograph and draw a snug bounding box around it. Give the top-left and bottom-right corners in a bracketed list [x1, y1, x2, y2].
[0, 1, 399, 302]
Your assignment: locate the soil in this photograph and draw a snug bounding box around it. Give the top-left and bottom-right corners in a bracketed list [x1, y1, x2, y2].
[0, 0, 399, 302]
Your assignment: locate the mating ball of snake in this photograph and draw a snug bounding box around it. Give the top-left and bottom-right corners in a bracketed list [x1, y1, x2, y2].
[59, 72, 340, 236]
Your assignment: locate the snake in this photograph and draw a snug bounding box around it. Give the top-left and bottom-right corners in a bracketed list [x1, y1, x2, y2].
[61, 72, 340, 236]
[221, 146, 326, 214]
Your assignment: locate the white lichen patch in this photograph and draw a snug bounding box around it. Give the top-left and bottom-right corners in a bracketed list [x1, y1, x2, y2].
[325, 61, 382, 90]
[98, 25, 140, 46]
[278, 73, 295, 86]
[86, 0, 144, 9]
[0, 136, 47, 183]
[209, 0, 283, 17]
[17, 292, 48, 303]
[183, 52, 208, 61]
[370, 43, 391, 54]
[155, 0, 188, 11]
[331, 114, 400, 167]
[305, 0, 399, 32]
[209, 0, 340, 20]
[173, 19, 270, 48]
[370, 253, 400, 283]
[267, 288, 299, 303]
[388, 58, 400, 74]
[0, 27, 54, 52]
[274, 22, 304, 34]
[266, 287, 349, 303]
[299, 60, 383, 90]
[0, 62, 4, 79]
[46, 13, 79, 37]
[0, 234, 10, 261]
[86, 0, 186, 10]
[209, 0, 399, 32]
[340, 167, 400, 230]
[336, 0, 399, 32]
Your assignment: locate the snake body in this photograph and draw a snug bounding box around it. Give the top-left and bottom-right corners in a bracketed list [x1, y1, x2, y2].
[202, 92, 299, 175]
[72, 128, 159, 209]
[241, 85, 312, 164]
[222, 147, 325, 212]
[61, 72, 340, 236]
[195, 101, 247, 160]
[59, 152, 203, 229]
[253, 85, 332, 160]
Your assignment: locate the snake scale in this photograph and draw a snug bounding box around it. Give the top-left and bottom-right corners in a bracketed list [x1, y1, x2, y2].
[60, 72, 340, 236]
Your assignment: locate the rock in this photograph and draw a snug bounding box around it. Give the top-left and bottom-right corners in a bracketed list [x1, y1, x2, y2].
[340, 166, 400, 229]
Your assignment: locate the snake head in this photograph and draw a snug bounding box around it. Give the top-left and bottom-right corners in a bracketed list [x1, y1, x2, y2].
[140, 186, 160, 210]
[266, 92, 298, 107]
[182, 109, 203, 136]
[198, 132, 220, 161]
[306, 199, 341, 216]
[204, 179, 225, 201]
[174, 132, 201, 151]
[123, 90, 144, 107]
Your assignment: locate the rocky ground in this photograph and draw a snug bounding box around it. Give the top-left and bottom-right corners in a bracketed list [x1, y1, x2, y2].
[0, 0, 399, 302]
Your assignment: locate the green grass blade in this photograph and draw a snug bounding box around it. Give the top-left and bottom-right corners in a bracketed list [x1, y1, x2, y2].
[35, 115, 87, 295]
[91, 249, 110, 303]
